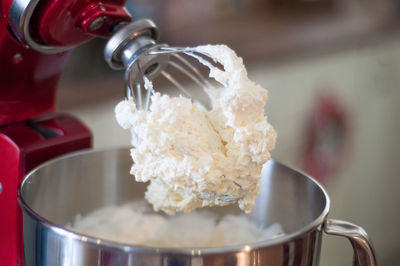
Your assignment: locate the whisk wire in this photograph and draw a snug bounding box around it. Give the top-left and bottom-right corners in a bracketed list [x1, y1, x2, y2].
[168, 61, 208, 93]
[136, 83, 143, 109]
[151, 47, 219, 72]
[171, 53, 214, 90]
[136, 62, 153, 111]
[161, 70, 192, 98]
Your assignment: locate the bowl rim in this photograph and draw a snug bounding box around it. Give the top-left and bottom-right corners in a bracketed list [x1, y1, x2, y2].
[18, 147, 330, 255]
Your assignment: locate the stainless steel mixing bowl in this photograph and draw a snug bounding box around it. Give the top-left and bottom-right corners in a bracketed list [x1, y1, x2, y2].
[18, 148, 376, 266]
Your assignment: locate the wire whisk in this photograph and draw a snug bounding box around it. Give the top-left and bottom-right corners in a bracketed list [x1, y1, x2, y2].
[104, 19, 244, 203]
[105, 20, 225, 111]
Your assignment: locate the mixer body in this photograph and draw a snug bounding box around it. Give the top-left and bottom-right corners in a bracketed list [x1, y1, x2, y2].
[0, 15, 70, 125]
[1, 0, 131, 125]
[0, 0, 132, 265]
[0, 115, 92, 265]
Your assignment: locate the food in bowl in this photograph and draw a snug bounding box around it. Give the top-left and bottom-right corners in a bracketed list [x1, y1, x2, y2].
[68, 201, 284, 248]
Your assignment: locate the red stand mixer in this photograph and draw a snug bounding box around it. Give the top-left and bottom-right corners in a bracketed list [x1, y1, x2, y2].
[0, 0, 136, 265]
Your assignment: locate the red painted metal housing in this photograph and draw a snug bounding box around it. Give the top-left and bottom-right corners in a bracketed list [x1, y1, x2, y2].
[38, 0, 131, 45]
[0, 0, 132, 265]
[0, 0, 130, 126]
[0, 115, 92, 266]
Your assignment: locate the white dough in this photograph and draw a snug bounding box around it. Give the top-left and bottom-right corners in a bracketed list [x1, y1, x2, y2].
[69, 202, 284, 248]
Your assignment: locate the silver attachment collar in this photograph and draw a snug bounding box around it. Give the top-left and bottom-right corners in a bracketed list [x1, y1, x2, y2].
[104, 19, 170, 84]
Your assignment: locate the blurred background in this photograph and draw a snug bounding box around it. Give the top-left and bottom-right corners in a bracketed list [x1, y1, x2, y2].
[58, 0, 400, 265]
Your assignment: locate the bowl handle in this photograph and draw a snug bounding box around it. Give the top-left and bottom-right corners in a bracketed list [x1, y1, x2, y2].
[324, 219, 377, 266]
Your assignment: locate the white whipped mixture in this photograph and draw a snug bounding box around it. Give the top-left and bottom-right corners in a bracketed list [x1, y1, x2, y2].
[69, 202, 284, 248]
[115, 45, 277, 215]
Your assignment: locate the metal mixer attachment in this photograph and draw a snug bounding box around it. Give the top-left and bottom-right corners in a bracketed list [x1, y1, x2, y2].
[104, 19, 243, 203]
[104, 19, 216, 110]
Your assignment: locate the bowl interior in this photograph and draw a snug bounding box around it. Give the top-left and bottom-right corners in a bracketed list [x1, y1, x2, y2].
[20, 148, 328, 243]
